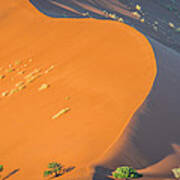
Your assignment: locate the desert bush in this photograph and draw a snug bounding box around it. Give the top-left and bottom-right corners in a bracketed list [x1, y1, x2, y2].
[172, 168, 180, 178]
[44, 162, 62, 177]
[0, 165, 3, 178]
[112, 166, 143, 179]
[0, 165, 3, 172]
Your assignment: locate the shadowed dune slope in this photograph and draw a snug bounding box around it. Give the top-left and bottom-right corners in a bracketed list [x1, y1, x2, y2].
[0, 1, 156, 180]
[95, 39, 180, 180]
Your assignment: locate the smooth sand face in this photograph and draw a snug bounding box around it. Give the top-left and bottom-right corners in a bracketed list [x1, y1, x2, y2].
[0, 1, 156, 179]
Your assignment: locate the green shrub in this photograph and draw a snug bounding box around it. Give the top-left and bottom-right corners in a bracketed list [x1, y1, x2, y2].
[44, 162, 62, 177]
[0, 165, 3, 172]
[112, 166, 143, 179]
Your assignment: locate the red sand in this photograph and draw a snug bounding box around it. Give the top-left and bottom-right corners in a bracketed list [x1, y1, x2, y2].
[0, 1, 156, 179]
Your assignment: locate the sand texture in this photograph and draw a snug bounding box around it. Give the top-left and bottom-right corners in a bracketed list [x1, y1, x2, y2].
[0, 1, 156, 180]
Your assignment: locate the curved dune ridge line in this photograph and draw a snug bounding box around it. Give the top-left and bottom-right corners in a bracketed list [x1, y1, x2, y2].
[30, 0, 180, 55]
[95, 39, 180, 180]
[0, 1, 156, 180]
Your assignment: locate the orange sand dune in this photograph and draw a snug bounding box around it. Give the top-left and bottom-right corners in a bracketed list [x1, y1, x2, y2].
[0, 1, 156, 180]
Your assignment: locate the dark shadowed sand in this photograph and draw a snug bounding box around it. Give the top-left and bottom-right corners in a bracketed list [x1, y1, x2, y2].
[93, 38, 180, 180]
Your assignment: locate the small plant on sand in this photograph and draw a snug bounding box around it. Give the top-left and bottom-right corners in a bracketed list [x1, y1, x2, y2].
[44, 162, 62, 177]
[172, 168, 180, 178]
[0, 165, 3, 178]
[0, 165, 3, 172]
[112, 166, 143, 179]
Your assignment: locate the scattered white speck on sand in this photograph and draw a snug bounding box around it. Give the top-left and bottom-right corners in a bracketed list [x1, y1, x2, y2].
[18, 85, 26, 91]
[153, 25, 158, 31]
[15, 81, 24, 87]
[136, 4, 141, 11]
[15, 60, 21, 65]
[0, 74, 5, 79]
[172, 168, 180, 178]
[169, 22, 175, 28]
[44, 65, 54, 74]
[8, 88, 18, 96]
[33, 68, 41, 73]
[82, 12, 89, 16]
[6, 68, 15, 73]
[38, 83, 49, 91]
[2, 91, 8, 97]
[118, 18, 124, 22]
[140, 18, 144, 23]
[26, 74, 42, 84]
[24, 72, 34, 79]
[65, 96, 70, 100]
[132, 11, 141, 19]
[17, 70, 25, 75]
[52, 107, 70, 119]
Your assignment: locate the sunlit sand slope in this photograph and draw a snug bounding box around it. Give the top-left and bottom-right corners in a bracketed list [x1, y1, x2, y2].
[0, 1, 156, 180]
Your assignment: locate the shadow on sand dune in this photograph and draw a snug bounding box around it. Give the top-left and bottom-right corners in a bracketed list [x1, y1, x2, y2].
[49, 166, 76, 179]
[130, 38, 180, 167]
[142, 173, 173, 179]
[92, 166, 114, 180]
[92, 166, 174, 180]
[95, 37, 180, 171]
[2, 169, 20, 180]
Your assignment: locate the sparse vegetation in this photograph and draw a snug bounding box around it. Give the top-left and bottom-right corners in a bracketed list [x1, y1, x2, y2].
[172, 168, 180, 178]
[0, 75, 5, 79]
[0, 165, 3, 172]
[6, 68, 15, 73]
[112, 166, 143, 179]
[0, 165, 3, 178]
[44, 162, 62, 177]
